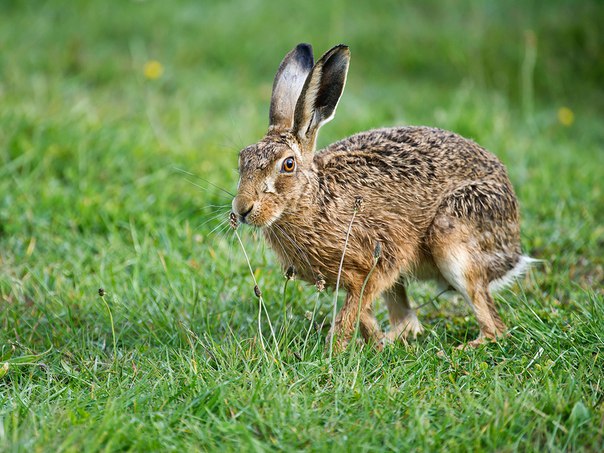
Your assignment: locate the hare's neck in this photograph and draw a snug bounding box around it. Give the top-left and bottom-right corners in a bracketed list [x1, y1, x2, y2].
[262, 174, 320, 280]
[277, 174, 318, 228]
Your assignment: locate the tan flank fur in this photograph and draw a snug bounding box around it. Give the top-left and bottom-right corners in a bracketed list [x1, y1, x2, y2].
[231, 43, 534, 351]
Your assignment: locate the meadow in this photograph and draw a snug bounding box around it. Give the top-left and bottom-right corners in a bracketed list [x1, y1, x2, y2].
[1, 0, 603, 450]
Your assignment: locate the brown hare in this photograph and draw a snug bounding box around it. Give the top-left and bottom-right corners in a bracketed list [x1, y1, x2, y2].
[231, 43, 534, 351]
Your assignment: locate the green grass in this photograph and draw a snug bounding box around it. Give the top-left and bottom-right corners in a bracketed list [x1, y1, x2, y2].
[1, 0, 603, 451]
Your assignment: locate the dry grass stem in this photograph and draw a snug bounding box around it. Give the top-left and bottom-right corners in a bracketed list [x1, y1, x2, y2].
[329, 197, 363, 361]
[232, 224, 282, 362]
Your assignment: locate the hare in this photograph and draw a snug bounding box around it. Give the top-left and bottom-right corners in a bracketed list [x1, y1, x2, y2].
[231, 43, 534, 351]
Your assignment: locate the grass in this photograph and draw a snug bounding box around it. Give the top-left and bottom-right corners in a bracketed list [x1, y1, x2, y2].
[1, 0, 603, 451]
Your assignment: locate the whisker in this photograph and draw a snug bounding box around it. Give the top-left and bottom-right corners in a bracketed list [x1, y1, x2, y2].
[183, 178, 231, 199]
[198, 204, 232, 214]
[273, 224, 317, 281]
[198, 208, 231, 219]
[197, 210, 230, 229]
[208, 219, 230, 237]
[270, 225, 301, 267]
[203, 204, 232, 209]
[218, 222, 236, 242]
[174, 167, 235, 197]
[266, 228, 293, 276]
[200, 208, 230, 220]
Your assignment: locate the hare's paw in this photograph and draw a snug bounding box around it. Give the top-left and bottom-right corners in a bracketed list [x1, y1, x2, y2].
[325, 327, 350, 353]
[456, 330, 510, 350]
[456, 337, 490, 350]
[385, 312, 424, 343]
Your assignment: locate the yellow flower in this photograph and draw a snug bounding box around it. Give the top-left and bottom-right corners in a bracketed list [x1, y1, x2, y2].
[143, 60, 164, 80]
[557, 107, 574, 126]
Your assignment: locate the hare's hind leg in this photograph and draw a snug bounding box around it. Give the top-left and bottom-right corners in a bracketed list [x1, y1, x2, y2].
[428, 181, 520, 345]
[359, 307, 383, 344]
[383, 280, 424, 343]
[429, 227, 507, 345]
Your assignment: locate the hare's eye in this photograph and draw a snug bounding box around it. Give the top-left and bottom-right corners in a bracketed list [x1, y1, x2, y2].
[281, 157, 296, 173]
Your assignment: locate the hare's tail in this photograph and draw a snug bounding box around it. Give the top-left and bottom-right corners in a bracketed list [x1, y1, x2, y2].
[489, 255, 540, 292]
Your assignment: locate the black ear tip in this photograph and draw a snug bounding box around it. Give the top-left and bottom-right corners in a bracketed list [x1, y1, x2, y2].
[292, 43, 314, 68]
[324, 45, 350, 70]
[334, 44, 350, 56]
[320, 44, 350, 64]
[296, 43, 313, 53]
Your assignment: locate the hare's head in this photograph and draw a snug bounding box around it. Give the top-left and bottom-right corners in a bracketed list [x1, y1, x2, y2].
[232, 43, 350, 227]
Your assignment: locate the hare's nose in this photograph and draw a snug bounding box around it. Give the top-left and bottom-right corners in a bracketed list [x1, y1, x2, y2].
[240, 204, 254, 221]
[232, 196, 255, 223]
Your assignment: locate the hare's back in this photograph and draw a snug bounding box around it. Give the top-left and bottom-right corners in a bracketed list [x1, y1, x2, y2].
[318, 126, 507, 187]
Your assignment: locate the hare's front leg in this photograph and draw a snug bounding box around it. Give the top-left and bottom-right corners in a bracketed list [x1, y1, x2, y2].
[326, 290, 382, 352]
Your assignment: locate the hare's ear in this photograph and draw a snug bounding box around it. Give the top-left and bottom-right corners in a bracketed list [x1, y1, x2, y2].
[269, 43, 314, 132]
[292, 44, 350, 151]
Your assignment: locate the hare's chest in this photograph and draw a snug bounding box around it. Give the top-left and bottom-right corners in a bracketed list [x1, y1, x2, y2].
[264, 223, 343, 284]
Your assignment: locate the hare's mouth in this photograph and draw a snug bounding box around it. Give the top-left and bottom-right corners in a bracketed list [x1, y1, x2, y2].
[246, 210, 281, 228]
[233, 203, 281, 228]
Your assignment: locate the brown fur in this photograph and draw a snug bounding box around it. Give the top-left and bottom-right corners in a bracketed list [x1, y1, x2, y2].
[231, 44, 532, 350]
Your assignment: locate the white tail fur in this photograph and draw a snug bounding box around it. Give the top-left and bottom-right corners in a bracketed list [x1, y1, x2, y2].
[489, 256, 539, 292]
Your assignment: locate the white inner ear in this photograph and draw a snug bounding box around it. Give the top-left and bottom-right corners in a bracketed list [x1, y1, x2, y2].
[298, 68, 323, 138]
[270, 49, 313, 130]
[272, 71, 305, 130]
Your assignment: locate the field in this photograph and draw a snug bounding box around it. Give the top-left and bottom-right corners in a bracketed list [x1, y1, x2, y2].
[1, 0, 603, 451]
